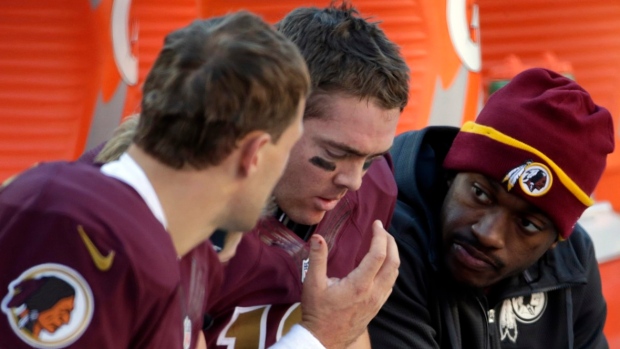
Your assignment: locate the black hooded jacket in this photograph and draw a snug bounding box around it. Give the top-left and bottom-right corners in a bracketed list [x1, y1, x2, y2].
[369, 127, 608, 349]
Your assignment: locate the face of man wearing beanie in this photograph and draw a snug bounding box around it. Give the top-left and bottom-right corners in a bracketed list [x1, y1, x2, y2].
[440, 68, 615, 289]
[440, 172, 558, 288]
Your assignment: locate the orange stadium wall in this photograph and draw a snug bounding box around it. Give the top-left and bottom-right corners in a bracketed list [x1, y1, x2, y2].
[0, 0, 102, 181]
[0, 0, 482, 180]
[0, 0, 198, 181]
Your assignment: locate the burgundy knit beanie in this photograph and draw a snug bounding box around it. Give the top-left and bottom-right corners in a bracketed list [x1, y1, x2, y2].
[443, 68, 615, 239]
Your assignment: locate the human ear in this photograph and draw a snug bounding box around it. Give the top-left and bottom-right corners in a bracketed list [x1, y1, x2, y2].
[238, 131, 272, 177]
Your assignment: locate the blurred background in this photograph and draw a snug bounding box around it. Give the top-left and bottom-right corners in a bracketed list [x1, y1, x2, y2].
[0, 0, 618, 346]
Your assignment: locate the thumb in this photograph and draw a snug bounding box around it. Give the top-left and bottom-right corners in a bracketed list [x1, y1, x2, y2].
[304, 234, 328, 289]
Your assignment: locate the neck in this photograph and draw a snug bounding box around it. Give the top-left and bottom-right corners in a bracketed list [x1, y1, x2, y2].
[127, 145, 233, 257]
[274, 206, 317, 241]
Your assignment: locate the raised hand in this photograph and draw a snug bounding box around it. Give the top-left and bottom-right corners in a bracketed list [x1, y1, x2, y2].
[299, 220, 400, 349]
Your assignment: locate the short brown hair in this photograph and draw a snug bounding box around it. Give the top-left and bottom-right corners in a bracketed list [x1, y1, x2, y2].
[277, 2, 409, 118]
[135, 12, 310, 169]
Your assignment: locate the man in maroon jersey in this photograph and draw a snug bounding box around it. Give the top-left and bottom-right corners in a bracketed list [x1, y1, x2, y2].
[204, 4, 409, 349]
[0, 11, 399, 349]
[0, 11, 306, 349]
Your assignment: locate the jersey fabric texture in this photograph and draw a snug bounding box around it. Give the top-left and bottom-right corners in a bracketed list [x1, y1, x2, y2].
[368, 127, 608, 349]
[204, 155, 397, 349]
[0, 161, 184, 348]
[181, 240, 223, 349]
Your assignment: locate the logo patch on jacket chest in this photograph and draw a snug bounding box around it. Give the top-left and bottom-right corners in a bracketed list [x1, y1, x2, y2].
[499, 292, 547, 343]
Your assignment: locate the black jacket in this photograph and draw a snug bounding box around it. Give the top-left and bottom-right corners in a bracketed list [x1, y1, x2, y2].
[369, 127, 608, 349]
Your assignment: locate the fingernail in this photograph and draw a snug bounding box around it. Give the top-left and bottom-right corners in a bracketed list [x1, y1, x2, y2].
[311, 235, 320, 250]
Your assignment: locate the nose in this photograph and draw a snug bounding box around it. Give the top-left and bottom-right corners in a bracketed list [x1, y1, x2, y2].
[333, 161, 364, 191]
[471, 210, 507, 249]
[60, 312, 70, 325]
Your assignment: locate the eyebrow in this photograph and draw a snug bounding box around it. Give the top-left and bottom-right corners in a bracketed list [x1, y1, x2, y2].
[486, 177, 504, 193]
[319, 139, 388, 159]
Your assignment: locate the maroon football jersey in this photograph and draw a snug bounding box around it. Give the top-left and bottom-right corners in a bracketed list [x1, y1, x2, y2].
[180, 240, 223, 349]
[0, 162, 184, 348]
[78, 145, 224, 349]
[204, 156, 397, 348]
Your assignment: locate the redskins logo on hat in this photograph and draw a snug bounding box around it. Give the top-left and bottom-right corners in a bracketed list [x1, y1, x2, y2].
[502, 160, 553, 197]
[1, 264, 94, 348]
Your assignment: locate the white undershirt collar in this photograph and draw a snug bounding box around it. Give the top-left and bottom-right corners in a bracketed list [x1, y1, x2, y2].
[100, 153, 168, 229]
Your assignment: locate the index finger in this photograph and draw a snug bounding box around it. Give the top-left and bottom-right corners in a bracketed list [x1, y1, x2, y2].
[345, 220, 389, 285]
[373, 231, 400, 290]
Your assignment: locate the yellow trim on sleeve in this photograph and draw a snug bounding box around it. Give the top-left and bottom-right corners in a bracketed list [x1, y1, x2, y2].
[460, 121, 594, 207]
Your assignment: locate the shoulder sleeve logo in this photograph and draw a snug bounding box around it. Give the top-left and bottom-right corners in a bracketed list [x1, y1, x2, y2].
[1, 264, 94, 348]
[77, 225, 115, 271]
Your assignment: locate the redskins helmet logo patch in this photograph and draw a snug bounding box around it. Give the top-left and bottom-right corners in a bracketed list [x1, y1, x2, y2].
[500, 292, 547, 343]
[1, 264, 94, 348]
[502, 161, 553, 197]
